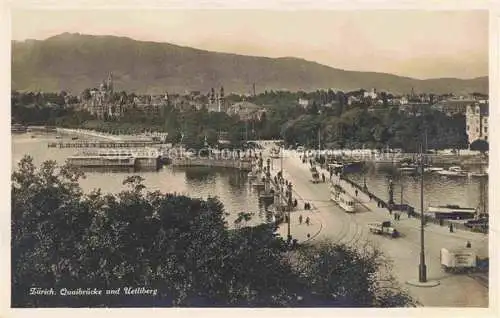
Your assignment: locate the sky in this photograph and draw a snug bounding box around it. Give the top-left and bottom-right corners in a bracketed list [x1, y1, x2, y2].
[11, 10, 488, 79]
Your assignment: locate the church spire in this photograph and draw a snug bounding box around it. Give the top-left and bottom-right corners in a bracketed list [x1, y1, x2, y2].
[107, 72, 114, 92]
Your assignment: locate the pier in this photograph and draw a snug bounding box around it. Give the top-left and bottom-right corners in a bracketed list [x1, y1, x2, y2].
[48, 140, 156, 148]
[329, 152, 487, 166]
[170, 158, 253, 171]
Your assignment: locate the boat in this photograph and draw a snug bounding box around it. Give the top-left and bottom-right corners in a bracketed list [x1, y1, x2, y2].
[11, 124, 27, 134]
[437, 166, 468, 177]
[342, 160, 364, 172]
[67, 153, 136, 168]
[328, 162, 344, 169]
[427, 205, 477, 220]
[71, 136, 79, 140]
[424, 166, 444, 173]
[398, 166, 418, 172]
[67, 148, 161, 170]
[330, 183, 356, 213]
[470, 172, 488, 177]
[55, 135, 62, 139]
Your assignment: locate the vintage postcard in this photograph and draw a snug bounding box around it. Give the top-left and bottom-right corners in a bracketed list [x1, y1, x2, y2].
[4, 2, 497, 317]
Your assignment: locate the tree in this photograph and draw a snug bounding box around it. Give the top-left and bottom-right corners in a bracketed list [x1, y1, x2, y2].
[469, 139, 489, 154]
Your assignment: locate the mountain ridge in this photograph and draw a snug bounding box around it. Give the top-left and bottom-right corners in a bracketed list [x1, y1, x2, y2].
[11, 33, 488, 95]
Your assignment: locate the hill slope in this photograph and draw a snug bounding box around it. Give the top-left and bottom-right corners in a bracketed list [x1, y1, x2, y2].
[11, 33, 488, 95]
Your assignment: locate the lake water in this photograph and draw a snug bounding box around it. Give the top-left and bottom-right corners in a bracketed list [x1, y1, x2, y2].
[11, 133, 271, 226]
[12, 133, 488, 226]
[347, 163, 488, 212]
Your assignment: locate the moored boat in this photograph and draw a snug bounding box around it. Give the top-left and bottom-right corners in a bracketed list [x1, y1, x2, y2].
[427, 205, 477, 220]
[11, 124, 27, 134]
[67, 153, 136, 168]
[67, 148, 161, 170]
[424, 166, 444, 173]
[437, 166, 468, 177]
[470, 172, 488, 177]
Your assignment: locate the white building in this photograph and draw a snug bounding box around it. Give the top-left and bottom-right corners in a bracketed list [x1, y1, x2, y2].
[298, 98, 310, 108]
[466, 103, 489, 145]
[363, 88, 377, 99]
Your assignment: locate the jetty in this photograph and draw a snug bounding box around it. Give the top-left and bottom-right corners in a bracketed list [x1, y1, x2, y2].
[170, 157, 253, 170]
[48, 140, 156, 148]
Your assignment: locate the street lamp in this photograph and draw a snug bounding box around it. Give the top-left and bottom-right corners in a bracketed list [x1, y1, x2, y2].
[388, 177, 394, 206]
[287, 183, 293, 240]
[418, 144, 427, 282]
[406, 106, 439, 288]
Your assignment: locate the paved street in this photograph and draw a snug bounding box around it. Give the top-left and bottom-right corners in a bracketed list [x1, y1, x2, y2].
[264, 147, 488, 307]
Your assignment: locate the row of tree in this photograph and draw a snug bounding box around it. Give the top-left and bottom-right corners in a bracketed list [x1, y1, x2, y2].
[12, 156, 414, 307]
[12, 91, 470, 151]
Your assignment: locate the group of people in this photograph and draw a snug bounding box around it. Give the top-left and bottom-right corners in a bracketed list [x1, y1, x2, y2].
[298, 214, 311, 226]
[393, 212, 402, 221]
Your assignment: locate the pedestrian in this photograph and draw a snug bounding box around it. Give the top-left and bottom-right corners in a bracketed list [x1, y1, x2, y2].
[322, 173, 326, 183]
[307, 233, 311, 239]
[449, 223, 454, 233]
[299, 215, 303, 225]
[466, 241, 472, 248]
[304, 202, 308, 210]
[294, 198, 298, 207]
[305, 217, 310, 226]
[355, 189, 358, 197]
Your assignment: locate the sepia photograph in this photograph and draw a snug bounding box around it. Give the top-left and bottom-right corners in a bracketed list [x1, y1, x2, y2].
[6, 4, 494, 314]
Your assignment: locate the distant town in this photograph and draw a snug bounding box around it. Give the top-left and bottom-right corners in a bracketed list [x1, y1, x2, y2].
[11, 72, 489, 150]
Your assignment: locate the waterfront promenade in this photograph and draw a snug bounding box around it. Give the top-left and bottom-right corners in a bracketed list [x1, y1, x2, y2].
[264, 146, 489, 307]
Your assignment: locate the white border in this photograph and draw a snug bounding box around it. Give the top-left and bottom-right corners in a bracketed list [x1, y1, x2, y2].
[2, 1, 499, 318]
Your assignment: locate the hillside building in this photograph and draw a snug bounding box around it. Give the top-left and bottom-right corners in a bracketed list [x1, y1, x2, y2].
[226, 101, 267, 121]
[207, 87, 228, 112]
[86, 73, 123, 119]
[363, 88, 377, 99]
[466, 103, 489, 145]
[433, 99, 475, 116]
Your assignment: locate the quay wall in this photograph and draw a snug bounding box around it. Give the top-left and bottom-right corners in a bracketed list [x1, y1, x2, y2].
[48, 141, 155, 148]
[328, 152, 487, 165]
[136, 156, 161, 170]
[170, 158, 252, 171]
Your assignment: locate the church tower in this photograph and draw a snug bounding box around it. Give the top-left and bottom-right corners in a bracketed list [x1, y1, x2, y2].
[106, 72, 114, 93]
[218, 86, 225, 112]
